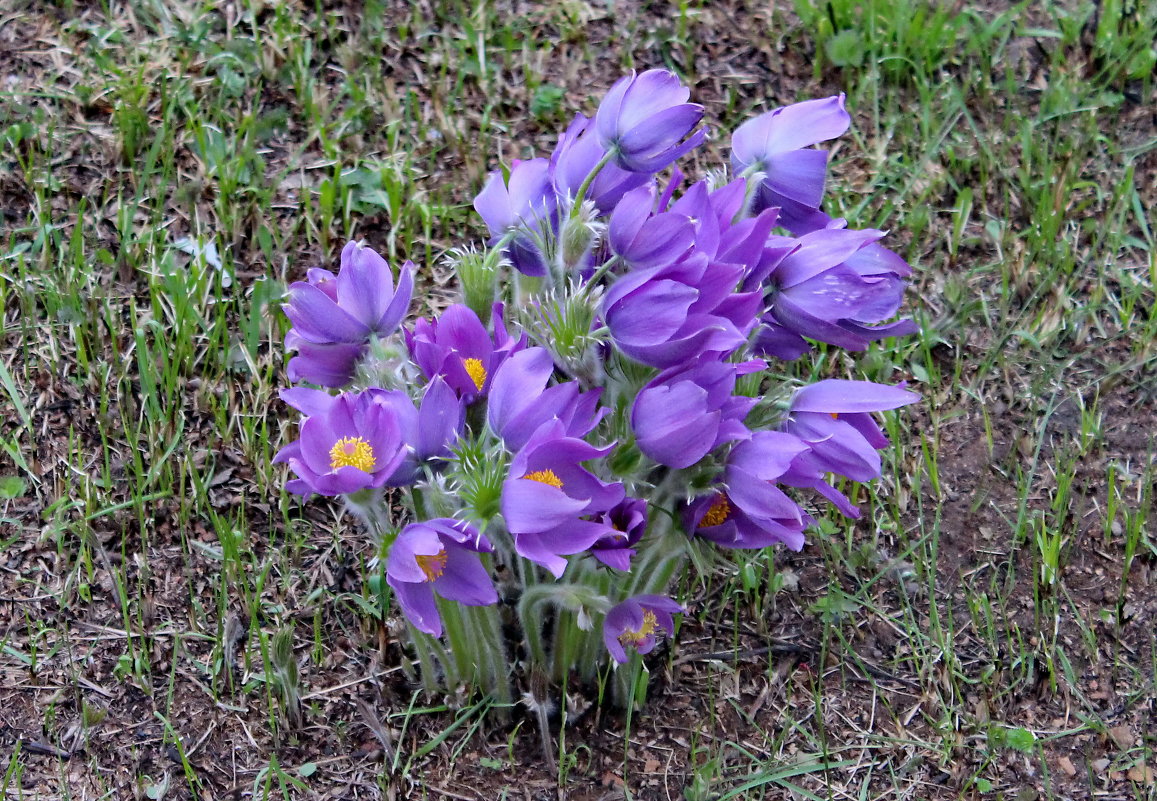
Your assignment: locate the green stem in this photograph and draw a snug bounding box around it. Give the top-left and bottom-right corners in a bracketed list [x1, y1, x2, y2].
[579, 254, 621, 299]
[570, 149, 615, 217]
[410, 485, 429, 521]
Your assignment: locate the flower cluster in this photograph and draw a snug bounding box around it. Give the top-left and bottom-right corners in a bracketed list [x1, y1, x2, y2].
[273, 71, 918, 699]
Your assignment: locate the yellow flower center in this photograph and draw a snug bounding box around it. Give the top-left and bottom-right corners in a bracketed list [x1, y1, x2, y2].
[619, 609, 658, 646]
[463, 357, 487, 392]
[523, 469, 564, 488]
[329, 436, 376, 472]
[830, 412, 839, 419]
[701, 493, 731, 528]
[416, 549, 448, 581]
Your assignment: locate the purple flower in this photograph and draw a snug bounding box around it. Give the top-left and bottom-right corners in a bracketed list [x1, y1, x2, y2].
[687, 432, 811, 550]
[550, 114, 649, 213]
[487, 348, 605, 452]
[608, 185, 695, 269]
[283, 242, 414, 387]
[730, 95, 850, 234]
[501, 421, 625, 577]
[386, 519, 498, 637]
[280, 379, 463, 487]
[406, 304, 526, 403]
[473, 159, 557, 276]
[589, 497, 648, 571]
[631, 357, 764, 469]
[603, 252, 761, 368]
[595, 70, 706, 173]
[273, 389, 409, 496]
[603, 594, 683, 664]
[779, 379, 919, 488]
[753, 226, 917, 359]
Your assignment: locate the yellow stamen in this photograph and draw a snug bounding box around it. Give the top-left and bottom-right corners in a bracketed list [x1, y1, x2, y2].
[523, 469, 564, 488]
[830, 412, 839, 419]
[329, 436, 376, 472]
[701, 493, 731, 528]
[416, 549, 448, 581]
[619, 609, 658, 646]
[462, 357, 487, 392]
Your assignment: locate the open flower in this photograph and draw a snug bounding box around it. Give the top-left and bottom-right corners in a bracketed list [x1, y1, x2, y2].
[283, 241, 414, 387]
[686, 432, 811, 550]
[406, 304, 526, 403]
[595, 70, 706, 173]
[730, 95, 850, 234]
[603, 594, 684, 664]
[273, 389, 409, 496]
[501, 420, 625, 577]
[386, 519, 498, 637]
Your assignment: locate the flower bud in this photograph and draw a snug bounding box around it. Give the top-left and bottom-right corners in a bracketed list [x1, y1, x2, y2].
[557, 199, 603, 274]
[447, 246, 499, 326]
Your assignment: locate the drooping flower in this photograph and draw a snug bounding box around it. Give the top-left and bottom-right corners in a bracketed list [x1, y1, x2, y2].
[686, 431, 812, 550]
[283, 241, 414, 387]
[589, 497, 648, 571]
[386, 518, 498, 638]
[730, 95, 850, 235]
[406, 303, 526, 403]
[603, 594, 684, 664]
[753, 226, 918, 360]
[602, 252, 761, 368]
[487, 347, 605, 452]
[273, 389, 409, 496]
[778, 379, 919, 485]
[501, 421, 625, 577]
[473, 159, 557, 276]
[595, 70, 706, 173]
[631, 356, 764, 469]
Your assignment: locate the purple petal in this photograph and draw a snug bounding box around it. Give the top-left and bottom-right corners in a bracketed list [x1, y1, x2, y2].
[388, 578, 442, 637]
[284, 283, 370, 344]
[433, 546, 497, 606]
[790, 379, 920, 414]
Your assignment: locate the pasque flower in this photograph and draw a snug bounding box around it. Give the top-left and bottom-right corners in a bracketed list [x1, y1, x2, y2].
[687, 432, 811, 550]
[778, 379, 919, 485]
[273, 389, 409, 496]
[631, 356, 763, 469]
[501, 420, 625, 577]
[473, 159, 557, 276]
[753, 226, 918, 360]
[283, 241, 414, 387]
[603, 252, 761, 368]
[279, 379, 462, 487]
[730, 95, 850, 235]
[386, 518, 498, 637]
[487, 348, 605, 452]
[607, 185, 695, 269]
[595, 70, 706, 173]
[406, 304, 526, 403]
[603, 594, 684, 664]
[589, 497, 648, 571]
